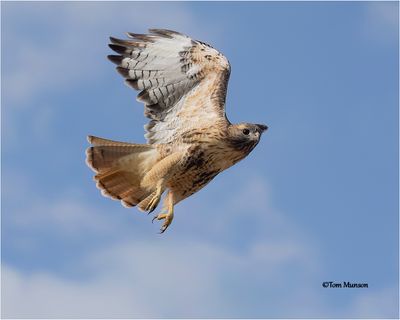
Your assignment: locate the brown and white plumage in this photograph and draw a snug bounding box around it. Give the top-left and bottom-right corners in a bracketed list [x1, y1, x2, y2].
[108, 29, 230, 144]
[86, 29, 268, 232]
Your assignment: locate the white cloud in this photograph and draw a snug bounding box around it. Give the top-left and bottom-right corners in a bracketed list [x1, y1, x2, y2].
[2, 236, 318, 318]
[2, 2, 202, 106]
[2, 264, 152, 318]
[2, 168, 326, 318]
[2, 1, 224, 110]
[5, 234, 394, 318]
[2, 2, 221, 149]
[3, 170, 398, 318]
[2, 170, 123, 236]
[4, 239, 397, 318]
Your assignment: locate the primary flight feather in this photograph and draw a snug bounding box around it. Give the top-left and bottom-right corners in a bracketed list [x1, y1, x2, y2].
[86, 29, 268, 232]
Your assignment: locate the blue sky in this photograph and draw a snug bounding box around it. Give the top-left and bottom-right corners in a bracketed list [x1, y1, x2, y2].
[1, 1, 398, 318]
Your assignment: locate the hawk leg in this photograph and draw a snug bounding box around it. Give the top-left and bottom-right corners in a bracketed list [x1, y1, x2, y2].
[138, 152, 183, 213]
[152, 191, 174, 233]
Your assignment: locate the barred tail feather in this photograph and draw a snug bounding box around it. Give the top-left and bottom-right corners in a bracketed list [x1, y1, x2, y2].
[86, 135, 158, 208]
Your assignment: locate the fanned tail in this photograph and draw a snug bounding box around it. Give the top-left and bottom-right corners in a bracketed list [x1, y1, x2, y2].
[86, 135, 158, 208]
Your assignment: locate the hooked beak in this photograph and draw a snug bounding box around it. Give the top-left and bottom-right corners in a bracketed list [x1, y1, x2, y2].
[256, 124, 268, 133]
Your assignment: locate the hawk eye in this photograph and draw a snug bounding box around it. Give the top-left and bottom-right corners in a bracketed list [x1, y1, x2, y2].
[242, 128, 250, 135]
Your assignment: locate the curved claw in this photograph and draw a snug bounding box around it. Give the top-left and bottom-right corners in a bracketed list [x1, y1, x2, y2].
[152, 212, 173, 233]
[158, 222, 169, 234]
[148, 206, 157, 214]
[152, 210, 166, 223]
[145, 196, 160, 214]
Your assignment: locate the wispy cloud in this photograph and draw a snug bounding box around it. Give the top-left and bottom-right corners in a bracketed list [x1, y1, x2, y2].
[2, 2, 219, 149]
[2, 237, 317, 318]
[2, 169, 323, 318]
[4, 231, 395, 318]
[2, 2, 202, 106]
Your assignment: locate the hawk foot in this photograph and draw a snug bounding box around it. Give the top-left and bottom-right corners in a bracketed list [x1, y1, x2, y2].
[141, 183, 163, 213]
[145, 192, 161, 213]
[152, 210, 174, 233]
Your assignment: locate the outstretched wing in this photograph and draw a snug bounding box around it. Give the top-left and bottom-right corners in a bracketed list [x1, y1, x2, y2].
[108, 29, 231, 144]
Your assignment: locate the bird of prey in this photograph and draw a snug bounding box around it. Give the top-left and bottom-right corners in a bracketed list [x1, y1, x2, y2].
[86, 29, 268, 233]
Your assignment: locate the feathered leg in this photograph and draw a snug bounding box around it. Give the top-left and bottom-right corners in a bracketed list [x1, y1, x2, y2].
[137, 152, 182, 213]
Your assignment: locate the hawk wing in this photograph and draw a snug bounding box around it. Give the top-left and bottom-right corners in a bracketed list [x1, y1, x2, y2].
[108, 29, 231, 144]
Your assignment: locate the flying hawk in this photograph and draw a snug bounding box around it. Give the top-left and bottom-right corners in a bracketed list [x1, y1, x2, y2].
[86, 29, 268, 232]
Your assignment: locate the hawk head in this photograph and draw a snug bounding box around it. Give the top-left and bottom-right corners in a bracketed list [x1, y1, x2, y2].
[228, 123, 268, 153]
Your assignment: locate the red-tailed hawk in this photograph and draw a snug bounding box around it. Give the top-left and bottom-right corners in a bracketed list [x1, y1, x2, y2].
[86, 29, 268, 232]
